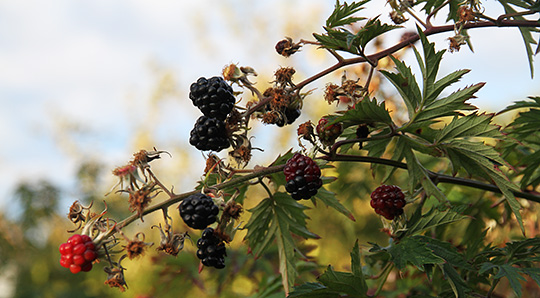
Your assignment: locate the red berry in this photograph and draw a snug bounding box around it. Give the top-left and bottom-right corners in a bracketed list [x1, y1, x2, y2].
[316, 117, 343, 147]
[73, 254, 86, 266]
[59, 258, 70, 268]
[69, 264, 81, 274]
[59, 243, 72, 255]
[81, 235, 92, 243]
[370, 185, 406, 220]
[72, 243, 86, 255]
[283, 153, 323, 200]
[83, 250, 97, 262]
[85, 242, 96, 251]
[68, 234, 83, 245]
[63, 254, 74, 265]
[81, 262, 93, 272]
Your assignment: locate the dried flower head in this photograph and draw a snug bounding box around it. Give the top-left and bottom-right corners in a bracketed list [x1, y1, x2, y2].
[125, 182, 160, 220]
[448, 35, 467, 53]
[68, 200, 93, 229]
[458, 6, 476, 23]
[223, 201, 243, 221]
[153, 224, 190, 257]
[389, 11, 408, 24]
[104, 257, 128, 292]
[324, 83, 340, 104]
[275, 37, 302, 57]
[274, 67, 296, 87]
[297, 121, 314, 142]
[123, 233, 152, 260]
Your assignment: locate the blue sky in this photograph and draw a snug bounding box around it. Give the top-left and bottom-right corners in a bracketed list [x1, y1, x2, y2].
[0, 1, 538, 211]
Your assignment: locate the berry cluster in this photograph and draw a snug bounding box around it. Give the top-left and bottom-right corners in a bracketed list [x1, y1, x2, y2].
[370, 185, 406, 220]
[276, 108, 301, 127]
[179, 193, 220, 230]
[59, 234, 98, 274]
[189, 77, 235, 121]
[189, 116, 230, 152]
[189, 76, 234, 152]
[284, 153, 323, 200]
[196, 228, 226, 269]
[316, 117, 343, 146]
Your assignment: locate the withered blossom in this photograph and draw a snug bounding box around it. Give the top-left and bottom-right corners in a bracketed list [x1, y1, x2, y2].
[124, 182, 160, 220]
[123, 233, 153, 260]
[297, 121, 314, 142]
[68, 200, 93, 230]
[275, 37, 302, 57]
[153, 224, 190, 257]
[104, 259, 128, 292]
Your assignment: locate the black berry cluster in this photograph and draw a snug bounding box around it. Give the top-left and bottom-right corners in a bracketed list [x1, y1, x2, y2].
[284, 153, 323, 200]
[189, 77, 235, 121]
[189, 116, 230, 152]
[197, 227, 226, 269]
[179, 193, 219, 230]
[188, 76, 234, 152]
[59, 234, 98, 274]
[370, 185, 406, 220]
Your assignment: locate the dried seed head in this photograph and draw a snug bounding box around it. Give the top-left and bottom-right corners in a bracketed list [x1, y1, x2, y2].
[297, 121, 314, 141]
[274, 67, 296, 86]
[104, 266, 128, 292]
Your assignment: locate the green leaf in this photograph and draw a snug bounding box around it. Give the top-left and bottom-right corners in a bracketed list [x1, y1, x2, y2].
[440, 263, 470, 298]
[414, 83, 482, 123]
[388, 236, 445, 270]
[498, 96, 540, 114]
[414, 28, 446, 101]
[405, 207, 468, 237]
[494, 264, 527, 297]
[499, 1, 539, 77]
[350, 240, 367, 291]
[267, 149, 294, 187]
[381, 57, 422, 119]
[353, 17, 401, 49]
[244, 198, 277, 256]
[276, 223, 297, 295]
[314, 187, 356, 221]
[288, 283, 341, 298]
[434, 113, 500, 144]
[325, 0, 369, 28]
[332, 96, 394, 128]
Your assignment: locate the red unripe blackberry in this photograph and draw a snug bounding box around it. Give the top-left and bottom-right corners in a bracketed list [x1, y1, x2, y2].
[189, 116, 230, 152]
[196, 228, 226, 269]
[179, 193, 219, 230]
[189, 76, 235, 121]
[370, 185, 406, 220]
[283, 153, 323, 200]
[59, 234, 98, 274]
[316, 117, 343, 146]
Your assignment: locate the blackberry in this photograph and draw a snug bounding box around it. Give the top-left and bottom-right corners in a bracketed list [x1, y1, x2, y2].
[196, 228, 226, 269]
[179, 193, 219, 230]
[283, 153, 322, 200]
[316, 117, 343, 146]
[370, 185, 406, 220]
[189, 116, 230, 152]
[189, 77, 235, 121]
[276, 108, 301, 127]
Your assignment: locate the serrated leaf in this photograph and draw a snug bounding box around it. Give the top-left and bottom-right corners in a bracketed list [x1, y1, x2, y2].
[314, 187, 355, 221]
[388, 236, 445, 269]
[440, 263, 470, 298]
[326, 0, 369, 28]
[350, 241, 367, 292]
[414, 28, 446, 101]
[354, 17, 401, 49]
[288, 283, 341, 298]
[417, 236, 471, 270]
[276, 224, 297, 295]
[414, 83, 483, 123]
[435, 113, 500, 143]
[499, 2, 538, 77]
[332, 97, 393, 127]
[427, 69, 471, 105]
[405, 207, 468, 236]
[498, 96, 540, 114]
[267, 150, 294, 187]
[381, 57, 422, 119]
[317, 266, 368, 296]
[495, 264, 527, 297]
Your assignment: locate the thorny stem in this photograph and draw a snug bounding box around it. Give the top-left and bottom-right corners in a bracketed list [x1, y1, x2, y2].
[369, 263, 394, 298]
[293, 18, 540, 93]
[117, 164, 286, 229]
[147, 168, 173, 197]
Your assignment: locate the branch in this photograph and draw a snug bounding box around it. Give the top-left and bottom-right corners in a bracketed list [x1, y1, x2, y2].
[320, 153, 540, 203]
[294, 18, 540, 92]
[117, 164, 286, 228]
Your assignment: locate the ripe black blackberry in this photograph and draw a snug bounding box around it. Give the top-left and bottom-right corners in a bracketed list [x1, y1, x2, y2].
[370, 185, 406, 220]
[276, 108, 301, 127]
[189, 116, 230, 152]
[179, 193, 219, 230]
[189, 76, 235, 121]
[283, 153, 322, 200]
[196, 228, 226, 269]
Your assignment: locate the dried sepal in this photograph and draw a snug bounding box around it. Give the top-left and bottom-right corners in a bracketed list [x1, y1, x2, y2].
[104, 255, 128, 292]
[152, 223, 190, 257]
